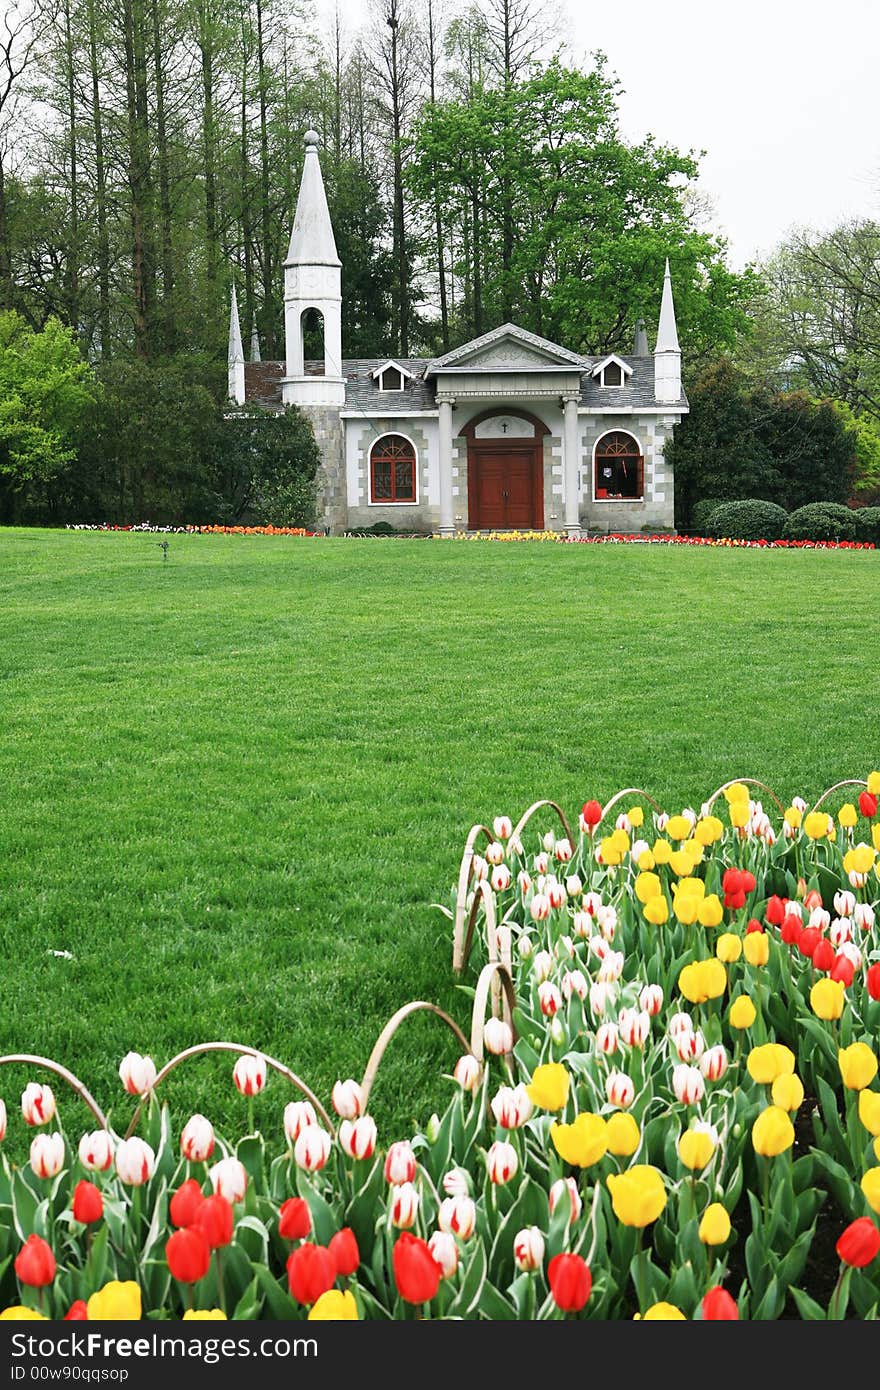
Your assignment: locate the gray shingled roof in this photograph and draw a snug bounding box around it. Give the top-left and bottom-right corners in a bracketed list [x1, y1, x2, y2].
[243, 354, 687, 413]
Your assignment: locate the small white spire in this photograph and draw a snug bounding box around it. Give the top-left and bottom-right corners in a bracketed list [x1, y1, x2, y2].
[250, 322, 261, 363]
[228, 284, 245, 404]
[655, 258, 680, 353]
[285, 132, 341, 268]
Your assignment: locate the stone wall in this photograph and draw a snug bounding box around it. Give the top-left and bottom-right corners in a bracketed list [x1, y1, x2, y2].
[302, 406, 346, 533]
[345, 419, 437, 532]
[578, 413, 675, 533]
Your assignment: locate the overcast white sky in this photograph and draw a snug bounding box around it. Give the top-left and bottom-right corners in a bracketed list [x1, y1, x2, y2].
[315, 0, 879, 266]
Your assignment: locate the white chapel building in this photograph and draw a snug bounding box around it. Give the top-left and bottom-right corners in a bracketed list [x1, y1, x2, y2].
[228, 132, 688, 535]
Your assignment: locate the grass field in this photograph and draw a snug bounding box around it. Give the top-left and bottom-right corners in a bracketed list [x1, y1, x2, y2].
[1, 528, 877, 1145]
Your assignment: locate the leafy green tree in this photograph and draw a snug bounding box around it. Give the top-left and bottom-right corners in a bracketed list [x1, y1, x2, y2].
[210, 403, 320, 526]
[830, 401, 880, 503]
[0, 310, 96, 523]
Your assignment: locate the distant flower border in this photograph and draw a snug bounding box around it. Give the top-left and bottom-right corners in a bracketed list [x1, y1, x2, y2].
[65, 524, 319, 537]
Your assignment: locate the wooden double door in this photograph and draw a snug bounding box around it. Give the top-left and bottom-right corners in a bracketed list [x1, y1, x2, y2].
[467, 442, 544, 531]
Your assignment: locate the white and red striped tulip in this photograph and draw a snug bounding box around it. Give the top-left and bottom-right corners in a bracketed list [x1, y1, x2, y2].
[339, 1116, 377, 1161]
[538, 982, 563, 1017]
[631, 838, 650, 862]
[118, 1053, 156, 1097]
[667, 1012, 694, 1044]
[428, 1230, 459, 1278]
[517, 869, 532, 897]
[834, 889, 856, 917]
[293, 1126, 331, 1172]
[115, 1137, 156, 1187]
[830, 917, 853, 948]
[490, 1084, 533, 1130]
[491, 863, 512, 893]
[438, 1194, 476, 1239]
[672, 1064, 705, 1105]
[517, 933, 534, 960]
[808, 907, 831, 933]
[533, 852, 549, 875]
[390, 1181, 420, 1229]
[493, 815, 512, 840]
[606, 1071, 635, 1108]
[589, 982, 614, 1017]
[565, 873, 583, 898]
[180, 1114, 215, 1163]
[839, 940, 863, 969]
[615, 812, 631, 834]
[675, 1029, 705, 1063]
[583, 891, 603, 917]
[442, 1167, 470, 1197]
[78, 1130, 113, 1172]
[532, 950, 554, 983]
[589, 935, 609, 961]
[513, 1226, 545, 1272]
[618, 1008, 650, 1048]
[854, 902, 875, 931]
[283, 1101, 317, 1145]
[30, 1132, 65, 1180]
[597, 905, 618, 942]
[572, 910, 592, 939]
[486, 1141, 518, 1184]
[561, 969, 588, 1002]
[209, 1155, 248, 1203]
[597, 950, 624, 983]
[639, 984, 664, 1017]
[486, 841, 505, 866]
[548, 1177, 582, 1222]
[471, 854, 488, 882]
[21, 1084, 56, 1127]
[547, 879, 567, 910]
[453, 1055, 482, 1092]
[529, 892, 551, 922]
[331, 1079, 364, 1119]
[483, 1018, 513, 1056]
[384, 1141, 417, 1185]
[700, 1046, 728, 1082]
[554, 837, 573, 863]
[232, 1053, 267, 1097]
[595, 1022, 619, 1055]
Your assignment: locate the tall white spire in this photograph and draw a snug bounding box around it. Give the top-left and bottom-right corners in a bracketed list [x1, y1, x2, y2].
[285, 131, 341, 269]
[228, 284, 245, 404]
[281, 131, 345, 407]
[654, 258, 682, 403]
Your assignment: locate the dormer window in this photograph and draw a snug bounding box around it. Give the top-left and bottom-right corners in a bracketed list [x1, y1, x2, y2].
[372, 360, 412, 393]
[601, 362, 622, 387]
[591, 354, 632, 390]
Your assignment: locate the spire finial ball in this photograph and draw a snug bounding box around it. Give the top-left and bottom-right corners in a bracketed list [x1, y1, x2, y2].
[304, 130, 320, 148]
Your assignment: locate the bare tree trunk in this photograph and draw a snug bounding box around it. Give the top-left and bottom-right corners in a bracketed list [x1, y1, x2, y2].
[239, 7, 254, 345]
[62, 0, 79, 330]
[254, 0, 274, 355]
[426, 0, 448, 349]
[87, 0, 110, 354]
[122, 0, 156, 356]
[150, 0, 175, 350]
[198, 2, 218, 286]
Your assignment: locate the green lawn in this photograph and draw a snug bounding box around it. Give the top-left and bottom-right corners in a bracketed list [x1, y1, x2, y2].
[0, 529, 876, 1145]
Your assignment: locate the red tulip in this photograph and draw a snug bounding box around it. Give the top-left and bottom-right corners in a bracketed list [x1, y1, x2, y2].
[165, 1227, 211, 1284]
[548, 1252, 592, 1312]
[701, 1285, 739, 1319]
[746, 918, 763, 935]
[765, 895, 786, 926]
[328, 1228, 359, 1277]
[72, 1180, 104, 1225]
[780, 914, 802, 946]
[858, 791, 877, 819]
[278, 1197, 312, 1241]
[836, 1217, 880, 1268]
[287, 1243, 336, 1305]
[812, 939, 835, 973]
[194, 1193, 233, 1249]
[581, 800, 602, 828]
[392, 1232, 442, 1304]
[64, 1301, 89, 1320]
[803, 889, 824, 911]
[831, 954, 856, 987]
[14, 1235, 56, 1287]
[797, 927, 821, 959]
[867, 963, 880, 1001]
[169, 1179, 205, 1229]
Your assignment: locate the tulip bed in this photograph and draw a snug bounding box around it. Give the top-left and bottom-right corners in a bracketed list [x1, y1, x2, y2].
[2, 776, 880, 1321]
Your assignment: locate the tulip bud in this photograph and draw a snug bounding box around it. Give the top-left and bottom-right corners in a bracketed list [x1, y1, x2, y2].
[14, 1235, 56, 1288]
[667, 1011, 694, 1043]
[533, 852, 549, 874]
[30, 1132, 65, 1180]
[493, 815, 512, 840]
[180, 1114, 215, 1163]
[438, 1194, 476, 1238]
[428, 1230, 459, 1278]
[442, 1167, 471, 1197]
[278, 1196, 311, 1241]
[517, 869, 532, 897]
[486, 840, 505, 866]
[550, 1015, 567, 1047]
[639, 984, 664, 1016]
[572, 910, 592, 939]
[390, 1181, 420, 1228]
[426, 1113, 441, 1143]
[829, 917, 853, 948]
[529, 892, 551, 922]
[78, 1130, 114, 1172]
[472, 854, 488, 881]
[618, 1008, 650, 1048]
[532, 950, 553, 983]
[486, 1140, 518, 1184]
[232, 1054, 267, 1097]
[605, 1071, 635, 1108]
[483, 1017, 514, 1056]
[541, 830, 555, 852]
[209, 1155, 248, 1203]
[171, 1179, 206, 1229]
[517, 932, 534, 960]
[115, 1136, 156, 1187]
[597, 949, 624, 983]
[675, 1029, 706, 1063]
[331, 1079, 364, 1119]
[514, 1226, 545, 1272]
[554, 837, 573, 864]
[672, 1064, 705, 1105]
[548, 1176, 582, 1222]
[118, 1052, 156, 1096]
[294, 1125, 331, 1172]
[490, 1084, 534, 1130]
[339, 1116, 377, 1161]
[283, 1101, 317, 1145]
[547, 879, 567, 910]
[22, 1082, 58, 1128]
[595, 1022, 619, 1055]
[453, 1054, 482, 1091]
[491, 863, 512, 892]
[561, 969, 588, 1002]
[700, 1045, 728, 1082]
[384, 1141, 417, 1185]
[854, 902, 875, 931]
[565, 873, 583, 898]
[589, 935, 609, 961]
[538, 982, 563, 1018]
[509, 835, 523, 855]
[835, 889, 857, 917]
[589, 981, 614, 1017]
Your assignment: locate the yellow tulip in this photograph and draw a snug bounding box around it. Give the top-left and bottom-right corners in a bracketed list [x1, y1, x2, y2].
[674, 876, 705, 900]
[752, 1106, 795, 1157]
[685, 840, 705, 868]
[652, 838, 672, 865]
[716, 933, 742, 963]
[868, 771, 880, 796]
[838, 1043, 879, 1091]
[695, 816, 724, 846]
[875, 1138, 880, 1161]
[747, 1044, 796, 1084]
[674, 894, 700, 925]
[729, 995, 757, 1030]
[628, 806, 644, 828]
[551, 1112, 608, 1167]
[771, 1073, 804, 1111]
[308, 1290, 359, 1321]
[679, 958, 727, 1004]
[743, 932, 770, 967]
[838, 803, 857, 828]
[184, 1310, 227, 1320]
[700, 958, 728, 1000]
[858, 1089, 880, 1137]
[804, 811, 829, 840]
[86, 1282, 142, 1321]
[873, 825, 880, 853]
[698, 895, 723, 928]
[606, 1112, 640, 1157]
[811, 978, 845, 1021]
[610, 827, 630, 854]
[0, 1307, 46, 1321]
[724, 783, 750, 805]
[729, 801, 750, 828]
[635, 871, 662, 904]
[698, 1203, 731, 1245]
[861, 1167, 880, 1215]
[637, 849, 656, 871]
[600, 836, 624, 866]
[678, 1128, 715, 1171]
[669, 850, 695, 878]
[643, 895, 668, 925]
[784, 806, 803, 829]
[636, 1302, 686, 1320]
[527, 1062, 570, 1111]
[666, 815, 691, 841]
[844, 845, 876, 876]
[606, 1165, 667, 1227]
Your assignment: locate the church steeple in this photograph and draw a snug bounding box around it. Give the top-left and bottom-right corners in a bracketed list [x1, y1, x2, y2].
[228, 283, 245, 404]
[654, 259, 682, 402]
[281, 132, 345, 406]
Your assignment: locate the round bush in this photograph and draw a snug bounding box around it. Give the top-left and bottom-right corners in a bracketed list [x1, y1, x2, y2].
[690, 498, 727, 534]
[707, 499, 789, 541]
[783, 502, 859, 542]
[855, 507, 880, 544]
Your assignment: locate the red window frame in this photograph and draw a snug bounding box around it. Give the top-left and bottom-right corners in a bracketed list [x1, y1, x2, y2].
[370, 434, 417, 504]
[594, 432, 644, 501]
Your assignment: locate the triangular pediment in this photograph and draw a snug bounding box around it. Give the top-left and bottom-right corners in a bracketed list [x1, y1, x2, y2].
[425, 323, 587, 376]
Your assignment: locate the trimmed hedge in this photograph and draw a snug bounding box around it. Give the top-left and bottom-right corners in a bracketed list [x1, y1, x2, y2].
[856, 507, 880, 545]
[707, 499, 789, 541]
[690, 497, 727, 534]
[783, 502, 860, 542]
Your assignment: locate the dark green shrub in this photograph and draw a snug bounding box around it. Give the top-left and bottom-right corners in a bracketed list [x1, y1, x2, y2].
[690, 497, 726, 534]
[783, 502, 859, 542]
[707, 499, 789, 540]
[855, 507, 880, 544]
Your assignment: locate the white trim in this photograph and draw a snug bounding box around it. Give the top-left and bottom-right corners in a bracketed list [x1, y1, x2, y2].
[590, 354, 633, 387]
[371, 360, 415, 392]
[592, 429, 645, 504]
[340, 409, 438, 418]
[368, 430, 420, 506]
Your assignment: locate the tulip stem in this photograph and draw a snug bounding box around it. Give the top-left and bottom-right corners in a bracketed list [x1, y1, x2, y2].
[830, 1264, 844, 1321]
[216, 1249, 226, 1315]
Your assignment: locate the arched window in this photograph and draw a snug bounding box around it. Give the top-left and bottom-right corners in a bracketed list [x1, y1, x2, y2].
[301, 307, 325, 376]
[370, 434, 417, 503]
[594, 432, 644, 501]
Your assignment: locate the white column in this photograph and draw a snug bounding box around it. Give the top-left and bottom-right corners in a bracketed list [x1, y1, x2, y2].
[438, 397, 455, 536]
[563, 394, 581, 536]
